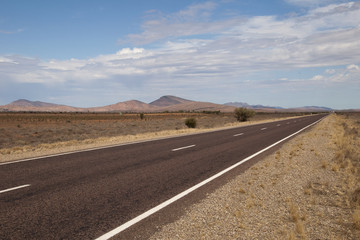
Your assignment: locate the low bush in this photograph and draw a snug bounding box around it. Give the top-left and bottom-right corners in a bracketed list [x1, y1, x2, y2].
[234, 108, 255, 122]
[185, 118, 197, 128]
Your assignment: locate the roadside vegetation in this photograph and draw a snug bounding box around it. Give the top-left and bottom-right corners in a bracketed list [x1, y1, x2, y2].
[234, 107, 256, 122]
[185, 118, 197, 128]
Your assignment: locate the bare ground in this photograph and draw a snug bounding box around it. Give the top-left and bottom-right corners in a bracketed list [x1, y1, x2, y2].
[150, 113, 360, 239]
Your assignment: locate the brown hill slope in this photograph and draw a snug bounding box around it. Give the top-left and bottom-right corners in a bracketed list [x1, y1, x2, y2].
[89, 100, 156, 112]
[0, 99, 83, 112]
[149, 95, 193, 107]
[157, 101, 235, 112]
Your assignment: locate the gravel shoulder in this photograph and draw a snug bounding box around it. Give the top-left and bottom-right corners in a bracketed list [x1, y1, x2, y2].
[150, 114, 360, 239]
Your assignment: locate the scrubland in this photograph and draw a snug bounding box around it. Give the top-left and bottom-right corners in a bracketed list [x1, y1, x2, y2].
[151, 113, 360, 239]
[0, 112, 301, 162]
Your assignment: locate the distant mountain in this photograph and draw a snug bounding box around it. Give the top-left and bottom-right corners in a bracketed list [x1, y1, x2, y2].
[9, 99, 59, 108]
[0, 96, 336, 113]
[149, 95, 192, 107]
[286, 106, 333, 112]
[157, 101, 235, 112]
[224, 102, 283, 110]
[89, 100, 156, 112]
[224, 102, 251, 108]
[302, 106, 333, 111]
[224, 102, 333, 112]
[0, 99, 83, 112]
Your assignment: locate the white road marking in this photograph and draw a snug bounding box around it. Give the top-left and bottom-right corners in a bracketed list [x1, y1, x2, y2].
[0, 184, 31, 194]
[171, 145, 196, 152]
[287, 122, 290, 124]
[276, 124, 281, 127]
[95, 116, 326, 240]
[233, 133, 244, 137]
[261, 128, 267, 130]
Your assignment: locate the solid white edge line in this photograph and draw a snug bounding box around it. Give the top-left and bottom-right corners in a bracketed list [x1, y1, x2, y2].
[171, 145, 196, 152]
[94, 116, 326, 240]
[0, 184, 31, 194]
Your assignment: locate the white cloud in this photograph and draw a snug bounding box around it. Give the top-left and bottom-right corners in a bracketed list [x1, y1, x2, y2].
[326, 68, 336, 74]
[347, 64, 360, 71]
[312, 75, 324, 81]
[284, 0, 344, 7]
[0, 28, 23, 34]
[119, 2, 238, 45]
[116, 47, 144, 56]
[0, 57, 18, 64]
[315, 64, 360, 83]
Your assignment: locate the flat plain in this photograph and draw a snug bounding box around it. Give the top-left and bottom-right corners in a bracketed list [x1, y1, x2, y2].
[0, 111, 302, 162]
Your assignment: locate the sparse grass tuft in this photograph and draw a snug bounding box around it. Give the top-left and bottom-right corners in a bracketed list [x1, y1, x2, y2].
[288, 200, 300, 222]
[353, 209, 360, 229]
[321, 160, 328, 169]
[287, 199, 307, 239]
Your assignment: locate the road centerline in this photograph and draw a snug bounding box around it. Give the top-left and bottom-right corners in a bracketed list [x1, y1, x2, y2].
[260, 127, 267, 130]
[0, 184, 31, 194]
[233, 133, 244, 137]
[171, 144, 196, 152]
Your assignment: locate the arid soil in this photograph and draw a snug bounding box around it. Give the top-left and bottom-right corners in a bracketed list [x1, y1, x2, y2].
[0, 112, 302, 162]
[150, 113, 360, 239]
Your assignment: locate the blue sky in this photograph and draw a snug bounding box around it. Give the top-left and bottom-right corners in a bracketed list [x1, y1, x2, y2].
[1, 0, 359, 109]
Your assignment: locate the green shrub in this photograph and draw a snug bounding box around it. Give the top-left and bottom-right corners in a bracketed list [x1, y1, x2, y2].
[234, 107, 255, 122]
[185, 118, 197, 128]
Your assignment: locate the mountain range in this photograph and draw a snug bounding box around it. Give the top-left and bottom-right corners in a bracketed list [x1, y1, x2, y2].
[0, 95, 336, 113]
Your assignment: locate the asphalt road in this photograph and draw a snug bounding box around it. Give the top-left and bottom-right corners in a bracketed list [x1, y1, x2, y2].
[0, 114, 327, 239]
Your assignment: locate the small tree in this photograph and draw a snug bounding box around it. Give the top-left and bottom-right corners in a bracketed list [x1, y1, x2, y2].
[139, 112, 145, 120]
[185, 118, 197, 128]
[234, 107, 255, 122]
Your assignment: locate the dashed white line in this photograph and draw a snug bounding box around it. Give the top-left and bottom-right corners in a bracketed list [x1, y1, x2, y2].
[260, 127, 267, 130]
[233, 133, 244, 137]
[276, 124, 281, 127]
[171, 145, 196, 152]
[0, 184, 31, 194]
[95, 116, 326, 240]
